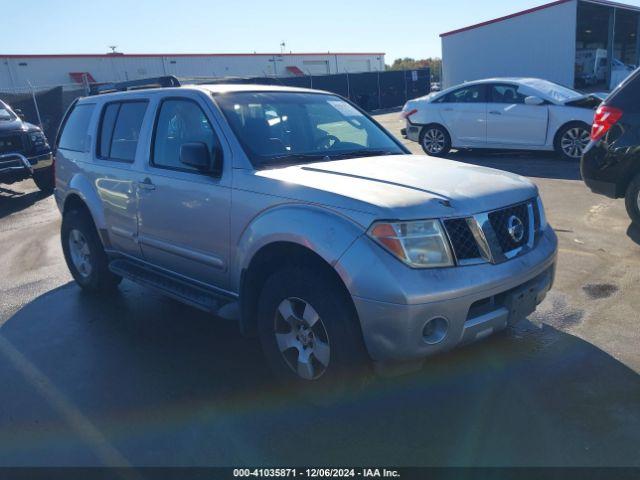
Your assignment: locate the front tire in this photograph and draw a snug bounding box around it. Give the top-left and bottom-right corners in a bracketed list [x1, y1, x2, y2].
[625, 173, 640, 225]
[61, 209, 121, 292]
[32, 166, 55, 194]
[257, 266, 368, 391]
[555, 123, 590, 161]
[420, 125, 451, 156]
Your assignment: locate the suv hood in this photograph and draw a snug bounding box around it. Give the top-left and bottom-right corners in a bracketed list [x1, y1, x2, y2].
[254, 155, 537, 220]
[0, 119, 27, 134]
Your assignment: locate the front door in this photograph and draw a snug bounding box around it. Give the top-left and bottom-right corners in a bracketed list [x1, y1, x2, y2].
[136, 94, 231, 288]
[486, 84, 548, 146]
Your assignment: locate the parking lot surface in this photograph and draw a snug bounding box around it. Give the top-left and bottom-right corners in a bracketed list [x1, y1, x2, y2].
[0, 112, 638, 467]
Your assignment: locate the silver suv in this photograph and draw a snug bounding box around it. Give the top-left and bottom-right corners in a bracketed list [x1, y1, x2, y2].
[54, 77, 557, 385]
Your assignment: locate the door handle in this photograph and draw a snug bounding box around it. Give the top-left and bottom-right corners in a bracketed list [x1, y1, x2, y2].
[489, 111, 502, 115]
[443, 108, 454, 112]
[138, 178, 156, 191]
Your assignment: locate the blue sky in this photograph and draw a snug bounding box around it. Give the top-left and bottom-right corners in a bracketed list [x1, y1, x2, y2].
[5, 0, 640, 62]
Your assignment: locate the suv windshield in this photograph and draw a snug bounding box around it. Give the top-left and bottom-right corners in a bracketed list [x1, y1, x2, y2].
[214, 91, 405, 167]
[0, 101, 15, 121]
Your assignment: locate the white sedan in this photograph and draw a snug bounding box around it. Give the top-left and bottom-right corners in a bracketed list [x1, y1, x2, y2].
[401, 78, 603, 160]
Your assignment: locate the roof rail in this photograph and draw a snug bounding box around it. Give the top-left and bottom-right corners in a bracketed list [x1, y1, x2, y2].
[90, 75, 181, 95]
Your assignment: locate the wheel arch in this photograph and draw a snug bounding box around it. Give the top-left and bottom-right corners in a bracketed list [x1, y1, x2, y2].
[239, 241, 360, 337]
[233, 204, 366, 336]
[419, 122, 452, 143]
[61, 177, 109, 248]
[553, 120, 591, 148]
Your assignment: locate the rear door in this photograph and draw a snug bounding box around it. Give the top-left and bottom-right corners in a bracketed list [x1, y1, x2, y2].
[438, 84, 487, 144]
[135, 92, 231, 288]
[92, 100, 149, 257]
[486, 83, 548, 146]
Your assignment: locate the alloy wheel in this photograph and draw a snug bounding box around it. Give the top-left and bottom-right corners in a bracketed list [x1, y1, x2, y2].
[273, 297, 331, 380]
[560, 127, 590, 159]
[68, 229, 93, 278]
[422, 128, 446, 154]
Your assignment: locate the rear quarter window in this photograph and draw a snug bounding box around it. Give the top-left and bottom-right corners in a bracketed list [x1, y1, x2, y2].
[58, 104, 95, 152]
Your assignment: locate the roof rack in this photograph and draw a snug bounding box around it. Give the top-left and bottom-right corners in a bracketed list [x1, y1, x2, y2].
[90, 75, 181, 95]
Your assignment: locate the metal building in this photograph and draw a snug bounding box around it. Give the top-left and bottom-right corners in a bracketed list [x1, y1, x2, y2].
[0, 52, 385, 90]
[441, 0, 640, 90]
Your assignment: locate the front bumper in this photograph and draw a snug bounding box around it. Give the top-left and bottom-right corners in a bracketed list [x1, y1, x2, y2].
[337, 226, 558, 363]
[0, 152, 53, 183]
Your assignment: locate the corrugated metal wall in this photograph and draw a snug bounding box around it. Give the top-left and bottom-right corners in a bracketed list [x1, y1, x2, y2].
[441, 0, 577, 88]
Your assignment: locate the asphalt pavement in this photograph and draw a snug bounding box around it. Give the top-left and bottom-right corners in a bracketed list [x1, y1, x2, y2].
[0, 112, 638, 467]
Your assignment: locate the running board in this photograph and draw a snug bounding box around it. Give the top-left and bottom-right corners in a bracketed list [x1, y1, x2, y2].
[109, 258, 237, 317]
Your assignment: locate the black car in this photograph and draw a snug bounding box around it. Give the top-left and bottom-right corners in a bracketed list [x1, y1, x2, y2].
[0, 99, 54, 193]
[582, 69, 640, 225]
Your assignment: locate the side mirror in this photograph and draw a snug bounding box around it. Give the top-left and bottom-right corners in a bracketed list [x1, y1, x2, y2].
[180, 142, 211, 171]
[14, 108, 25, 120]
[524, 96, 544, 106]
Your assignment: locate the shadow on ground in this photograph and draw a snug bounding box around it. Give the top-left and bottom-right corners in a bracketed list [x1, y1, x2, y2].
[0, 281, 638, 467]
[441, 150, 581, 181]
[0, 186, 50, 219]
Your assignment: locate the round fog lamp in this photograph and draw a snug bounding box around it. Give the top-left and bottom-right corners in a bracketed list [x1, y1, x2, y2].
[422, 317, 448, 345]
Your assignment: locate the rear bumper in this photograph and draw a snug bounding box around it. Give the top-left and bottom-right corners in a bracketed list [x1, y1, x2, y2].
[581, 140, 635, 198]
[338, 226, 558, 363]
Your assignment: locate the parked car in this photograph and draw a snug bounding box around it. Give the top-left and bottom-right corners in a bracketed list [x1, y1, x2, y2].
[401, 78, 602, 160]
[54, 77, 557, 386]
[582, 67, 640, 225]
[0, 99, 54, 193]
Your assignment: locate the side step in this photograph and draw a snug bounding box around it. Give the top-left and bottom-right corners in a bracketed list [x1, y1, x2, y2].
[109, 258, 237, 316]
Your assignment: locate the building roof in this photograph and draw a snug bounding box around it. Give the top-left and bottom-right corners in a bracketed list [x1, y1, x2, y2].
[0, 52, 385, 59]
[440, 0, 640, 38]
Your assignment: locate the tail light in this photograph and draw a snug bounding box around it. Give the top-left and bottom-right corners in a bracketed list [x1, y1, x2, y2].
[401, 108, 418, 119]
[591, 105, 623, 141]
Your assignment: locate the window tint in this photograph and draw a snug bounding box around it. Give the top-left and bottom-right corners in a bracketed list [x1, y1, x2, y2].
[152, 99, 219, 172]
[58, 104, 95, 152]
[443, 85, 485, 103]
[98, 103, 120, 158]
[215, 92, 403, 167]
[109, 102, 148, 161]
[489, 84, 528, 104]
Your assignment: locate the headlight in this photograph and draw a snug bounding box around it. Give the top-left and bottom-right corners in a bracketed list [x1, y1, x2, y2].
[29, 131, 48, 147]
[536, 196, 548, 230]
[367, 220, 454, 268]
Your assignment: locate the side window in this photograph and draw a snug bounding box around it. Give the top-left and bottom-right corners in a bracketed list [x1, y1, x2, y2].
[152, 99, 220, 172]
[489, 84, 528, 104]
[98, 101, 148, 162]
[58, 104, 95, 152]
[443, 85, 485, 103]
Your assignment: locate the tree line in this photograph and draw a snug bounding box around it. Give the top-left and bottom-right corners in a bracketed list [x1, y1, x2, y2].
[386, 58, 442, 82]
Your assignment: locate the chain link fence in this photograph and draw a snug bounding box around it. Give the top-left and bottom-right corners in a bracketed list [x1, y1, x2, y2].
[0, 69, 430, 142]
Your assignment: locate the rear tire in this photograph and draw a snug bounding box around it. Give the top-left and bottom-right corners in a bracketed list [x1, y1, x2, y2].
[555, 122, 590, 161]
[420, 125, 451, 157]
[625, 174, 640, 225]
[61, 209, 122, 292]
[32, 166, 54, 194]
[257, 266, 369, 394]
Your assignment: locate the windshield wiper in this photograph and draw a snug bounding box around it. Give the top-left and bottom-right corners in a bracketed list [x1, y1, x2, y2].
[259, 153, 330, 168]
[324, 149, 402, 159]
[259, 150, 402, 168]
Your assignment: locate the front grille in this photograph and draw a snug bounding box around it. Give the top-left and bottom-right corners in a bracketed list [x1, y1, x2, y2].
[443, 199, 539, 266]
[0, 134, 24, 155]
[488, 202, 530, 253]
[444, 218, 481, 260]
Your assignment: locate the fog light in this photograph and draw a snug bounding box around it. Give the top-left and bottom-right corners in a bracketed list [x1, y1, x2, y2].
[422, 317, 448, 345]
